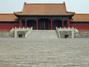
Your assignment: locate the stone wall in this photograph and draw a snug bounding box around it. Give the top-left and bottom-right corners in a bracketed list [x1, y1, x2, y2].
[75, 31, 89, 38]
[0, 31, 10, 38]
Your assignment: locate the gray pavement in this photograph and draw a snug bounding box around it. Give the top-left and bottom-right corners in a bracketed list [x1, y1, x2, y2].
[0, 38, 89, 67]
[0, 30, 89, 67]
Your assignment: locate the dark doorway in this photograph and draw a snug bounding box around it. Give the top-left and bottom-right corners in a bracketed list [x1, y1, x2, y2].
[64, 34, 69, 38]
[38, 18, 50, 30]
[27, 19, 36, 29]
[53, 20, 62, 29]
[64, 20, 68, 27]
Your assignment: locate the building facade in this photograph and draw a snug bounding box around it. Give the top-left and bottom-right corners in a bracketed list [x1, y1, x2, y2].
[0, 2, 89, 31]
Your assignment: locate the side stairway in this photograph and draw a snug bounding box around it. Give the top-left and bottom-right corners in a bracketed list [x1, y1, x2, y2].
[27, 30, 58, 39]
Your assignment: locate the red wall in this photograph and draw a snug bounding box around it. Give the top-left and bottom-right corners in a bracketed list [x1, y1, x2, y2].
[0, 21, 89, 31]
[70, 24, 89, 31]
[0, 22, 19, 31]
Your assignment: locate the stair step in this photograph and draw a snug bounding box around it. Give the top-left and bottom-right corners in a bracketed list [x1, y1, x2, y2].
[28, 30, 58, 39]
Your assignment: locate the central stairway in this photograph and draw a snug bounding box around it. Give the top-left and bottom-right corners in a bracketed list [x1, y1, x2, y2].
[27, 30, 58, 39]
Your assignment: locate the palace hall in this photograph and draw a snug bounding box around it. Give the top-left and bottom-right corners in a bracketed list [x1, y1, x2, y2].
[0, 2, 89, 31]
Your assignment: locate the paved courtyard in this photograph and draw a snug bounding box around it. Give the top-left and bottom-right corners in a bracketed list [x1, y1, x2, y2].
[0, 38, 89, 67]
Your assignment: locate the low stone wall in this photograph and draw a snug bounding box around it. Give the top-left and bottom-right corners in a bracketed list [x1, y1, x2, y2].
[0, 28, 89, 38]
[10, 27, 33, 38]
[0, 31, 10, 38]
[56, 27, 89, 38]
[56, 27, 78, 38]
[75, 31, 89, 38]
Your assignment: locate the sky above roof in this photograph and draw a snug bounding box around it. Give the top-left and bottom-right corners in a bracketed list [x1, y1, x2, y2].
[0, 0, 89, 13]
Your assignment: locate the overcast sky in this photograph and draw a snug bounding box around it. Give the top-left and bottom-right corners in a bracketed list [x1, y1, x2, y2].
[0, 0, 89, 13]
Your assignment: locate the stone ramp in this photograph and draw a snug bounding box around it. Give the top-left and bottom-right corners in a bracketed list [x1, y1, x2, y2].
[28, 30, 58, 39]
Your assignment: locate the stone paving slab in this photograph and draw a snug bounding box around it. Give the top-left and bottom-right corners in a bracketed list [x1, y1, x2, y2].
[0, 38, 89, 67]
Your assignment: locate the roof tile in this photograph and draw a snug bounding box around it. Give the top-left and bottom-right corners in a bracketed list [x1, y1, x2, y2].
[73, 14, 89, 22]
[15, 3, 73, 16]
[0, 14, 16, 21]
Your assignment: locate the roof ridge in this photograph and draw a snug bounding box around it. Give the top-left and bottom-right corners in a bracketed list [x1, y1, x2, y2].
[0, 13, 14, 15]
[24, 2, 64, 5]
[74, 13, 89, 15]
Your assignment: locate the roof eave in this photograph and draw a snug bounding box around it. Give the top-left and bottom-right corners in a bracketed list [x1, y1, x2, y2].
[72, 20, 89, 22]
[14, 13, 74, 17]
[0, 20, 16, 22]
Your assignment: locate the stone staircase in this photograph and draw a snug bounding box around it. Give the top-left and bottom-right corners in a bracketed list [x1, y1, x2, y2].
[27, 30, 58, 39]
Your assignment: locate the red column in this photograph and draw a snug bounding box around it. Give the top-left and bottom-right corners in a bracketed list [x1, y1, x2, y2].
[19, 19, 23, 28]
[36, 18, 38, 30]
[50, 18, 53, 30]
[70, 19, 75, 28]
[70, 19, 73, 28]
[67, 19, 70, 28]
[25, 19, 27, 28]
[62, 17, 64, 28]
